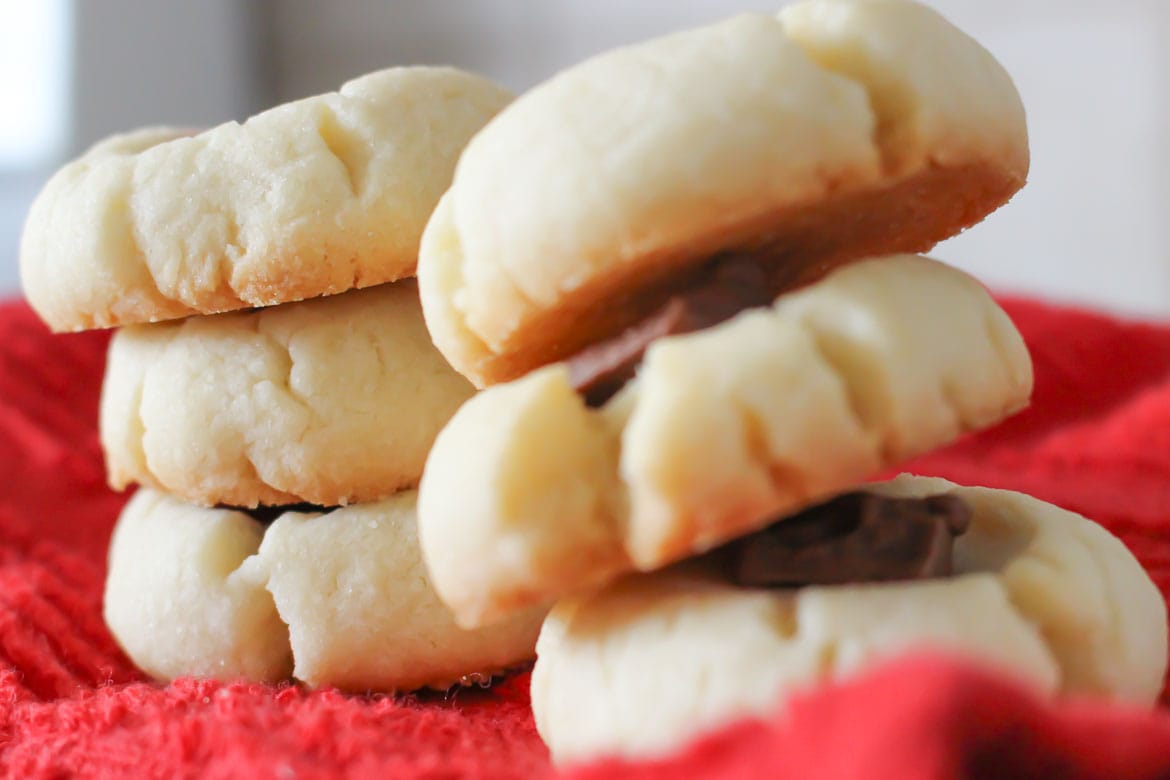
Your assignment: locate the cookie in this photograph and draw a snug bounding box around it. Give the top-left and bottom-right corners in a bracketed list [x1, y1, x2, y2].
[22, 66, 513, 332]
[418, 0, 1027, 386]
[419, 255, 1033, 626]
[103, 488, 546, 690]
[530, 475, 1169, 763]
[100, 279, 474, 508]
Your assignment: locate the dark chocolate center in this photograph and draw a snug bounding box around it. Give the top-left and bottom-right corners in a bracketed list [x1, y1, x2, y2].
[717, 491, 971, 588]
[566, 253, 775, 407]
[220, 503, 332, 525]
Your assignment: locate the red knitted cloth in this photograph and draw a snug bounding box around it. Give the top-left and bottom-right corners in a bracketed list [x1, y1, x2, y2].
[0, 296, 1168, 779]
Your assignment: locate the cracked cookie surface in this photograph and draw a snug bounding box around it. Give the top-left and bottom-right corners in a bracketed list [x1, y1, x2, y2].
[21, 66, 513, 332]
[101, 280, 473, 508]
[419, 0, 1028, 386]
[530, 475, 1169, 764]
[103, 489, 547, 690]
[418, 256, 1033, 627]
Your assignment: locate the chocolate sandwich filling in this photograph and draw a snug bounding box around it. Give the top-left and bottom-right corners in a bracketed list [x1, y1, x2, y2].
[566, 252, 788, 407]
[224, 503, 332, 525]
[711, 491, 971, 588]
[563, 253, 972, 586]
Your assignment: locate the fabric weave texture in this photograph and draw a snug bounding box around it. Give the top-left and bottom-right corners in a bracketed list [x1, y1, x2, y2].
[0, 296, 1167, 779]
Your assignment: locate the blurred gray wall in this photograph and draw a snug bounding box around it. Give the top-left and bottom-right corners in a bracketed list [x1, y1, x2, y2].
[0, 1, 270, 301]
[70, 1, 270, 154]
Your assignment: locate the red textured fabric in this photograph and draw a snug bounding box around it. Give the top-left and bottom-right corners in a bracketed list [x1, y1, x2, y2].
[0, 295, 1168, 779]
[568, 653, 1170, 780]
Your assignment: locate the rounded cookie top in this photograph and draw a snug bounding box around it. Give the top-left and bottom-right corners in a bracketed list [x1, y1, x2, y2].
[530, 476, 1169, 763]
[419, 0, 1028, 386]
[103, 488, 547, 690]
[100, 279, 475, 508]
[418, 255, 1034, 627]
[21, 66, 513, 332]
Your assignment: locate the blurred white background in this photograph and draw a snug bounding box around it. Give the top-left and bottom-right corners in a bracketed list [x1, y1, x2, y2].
[2, 0, 1168, 319]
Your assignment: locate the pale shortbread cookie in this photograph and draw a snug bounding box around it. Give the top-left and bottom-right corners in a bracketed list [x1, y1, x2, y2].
[419, 0, 1028, 386]
[104, 489, 546, 690]
[531, 475, 1170, 764]
[103, 489, 292, 683]
[100, 280, 474, 508]
[419, 255, 1033, 627]
[22, 67, 513, 332]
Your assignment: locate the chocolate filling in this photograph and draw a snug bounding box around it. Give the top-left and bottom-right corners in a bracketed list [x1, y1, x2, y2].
[566, 253, 777, 407]
[220, 503, 332, 525]
[718, 491, 971, 588]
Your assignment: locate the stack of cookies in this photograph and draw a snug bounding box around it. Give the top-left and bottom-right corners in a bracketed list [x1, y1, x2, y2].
[18, 0, 1168, 765]
[21, 67, 546, 691]
[412, 0, 1169, 763]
